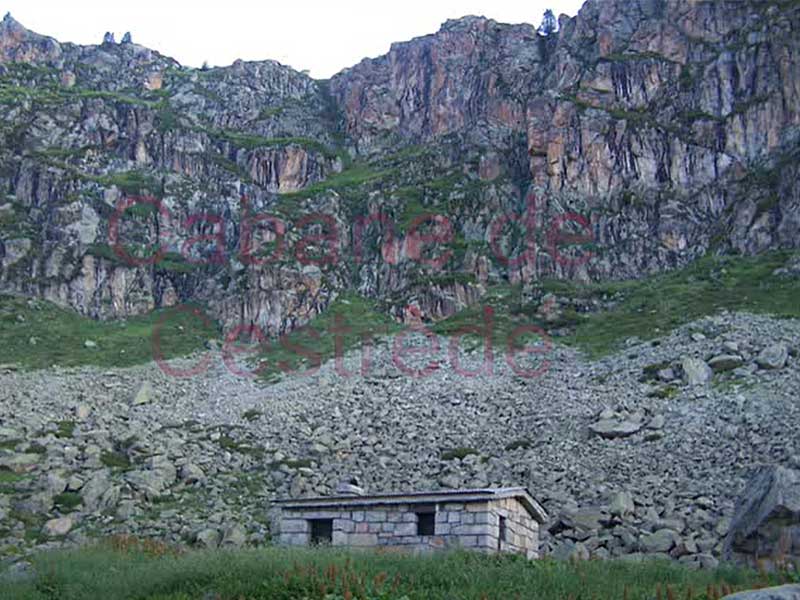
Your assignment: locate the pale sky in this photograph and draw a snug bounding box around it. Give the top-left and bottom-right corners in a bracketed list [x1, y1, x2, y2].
[4, 1, 585, 78]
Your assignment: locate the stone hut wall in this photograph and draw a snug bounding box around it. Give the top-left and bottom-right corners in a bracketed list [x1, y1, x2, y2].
[278, 498, 539, 558]
[491, 497, 541, 559]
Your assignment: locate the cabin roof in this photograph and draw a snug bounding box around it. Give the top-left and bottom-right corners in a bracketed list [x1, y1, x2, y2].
[275, 487, 548, 523]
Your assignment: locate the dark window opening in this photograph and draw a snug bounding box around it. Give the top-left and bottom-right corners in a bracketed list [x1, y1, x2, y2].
[417, 511, 436, 536]
[309, 519, 333, 545]
[499, 516, 507, 547]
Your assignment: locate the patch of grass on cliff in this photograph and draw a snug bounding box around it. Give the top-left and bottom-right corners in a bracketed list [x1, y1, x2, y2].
[0, 296, 217, 370]
[155, 252, 202, 274]
[216, 129, 339, 159]
[94, 171, 162, 197]
[0, 544, 783, 600]
[280, 163, 389, 201]
[254, 293, 401, 382]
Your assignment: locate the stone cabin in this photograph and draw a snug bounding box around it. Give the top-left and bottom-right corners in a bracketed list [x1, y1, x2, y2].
[275, 486, 548, 559]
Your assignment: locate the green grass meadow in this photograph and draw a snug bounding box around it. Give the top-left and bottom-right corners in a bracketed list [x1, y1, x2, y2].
[1, 543, 791, 600]
[0, 296, 217, 370]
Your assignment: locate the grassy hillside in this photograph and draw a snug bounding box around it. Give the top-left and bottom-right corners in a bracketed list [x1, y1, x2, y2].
[434, 251, 800, 358]
[255, 293, 402, 382]
[0, 251, 797, 372]
[0, 296, 217, 370]
[1, 543, 791, 600]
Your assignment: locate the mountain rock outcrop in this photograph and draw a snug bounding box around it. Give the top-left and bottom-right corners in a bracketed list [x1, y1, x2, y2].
[0, 2, 798, 335]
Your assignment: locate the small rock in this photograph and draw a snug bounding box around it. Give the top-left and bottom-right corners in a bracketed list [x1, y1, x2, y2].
[116, 500, 138, 520]
[658, 368, 675, 382]
[598, 408, 616, 420]
[74, 404, 91, 421]
[723, 341, 740, 353]
[551, 539, 589, 561]
[179, 463, 206, 484]
[756, 344, 789, 370]
[682, 357, 713, 386]
[84, 340, 97, 349]
[81, 471, 119, 512]
[0, 453, 41, 474]
[131, 382, 153, 406]
[609, 491, 635, 518]
[45, 472, 68, 495]
[196, 528, 221, 549]
[439, 474, 461, 488]
[43, 517, 73, 537]
[589, 418, 643, 439]
[640, 528, 680, 553]
[220, 524, 247, 548]
[708, 355, 744, 372]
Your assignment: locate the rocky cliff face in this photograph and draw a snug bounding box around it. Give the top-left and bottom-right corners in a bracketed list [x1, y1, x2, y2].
[0, 0, 798, 335]
[332, 0, 800, 281]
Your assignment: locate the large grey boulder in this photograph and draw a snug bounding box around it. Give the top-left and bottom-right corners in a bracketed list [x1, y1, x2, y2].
[723, 585, 800, 599]
[756, 344, 789, 370]
[682, 357, 713, 385]
[195, 528, 221, 549]
[639, 528, 681, 553]
[724, 466, 800, 567]
[608, 491, 635, 518]
[589, 418, 643, 439]
[551, 539, 589, 561]
[125, 455, 176, 498]
[43, 517, 73, 537]
[709, 354, 744, 372]
[589, 410, 646, 439]
[0, 453, 41, 474]
[81, 471, 119, 512]
[179, 463, 206, 484]
[220, 524, 247, 548]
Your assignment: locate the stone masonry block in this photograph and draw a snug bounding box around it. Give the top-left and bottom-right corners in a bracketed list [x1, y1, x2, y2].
[395, 522, 417, 536]
[335, 519, 356, 533]
[453, 524, 490, 536]
[301, 511, 342, 520]
[280, 519, 309, 533]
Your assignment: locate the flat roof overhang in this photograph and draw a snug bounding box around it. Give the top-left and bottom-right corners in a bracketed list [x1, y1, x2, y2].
[274, 487, 548, 523]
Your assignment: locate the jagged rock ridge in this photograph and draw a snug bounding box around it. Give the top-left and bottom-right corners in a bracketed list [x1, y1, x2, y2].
[0, 1, 798, 335]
